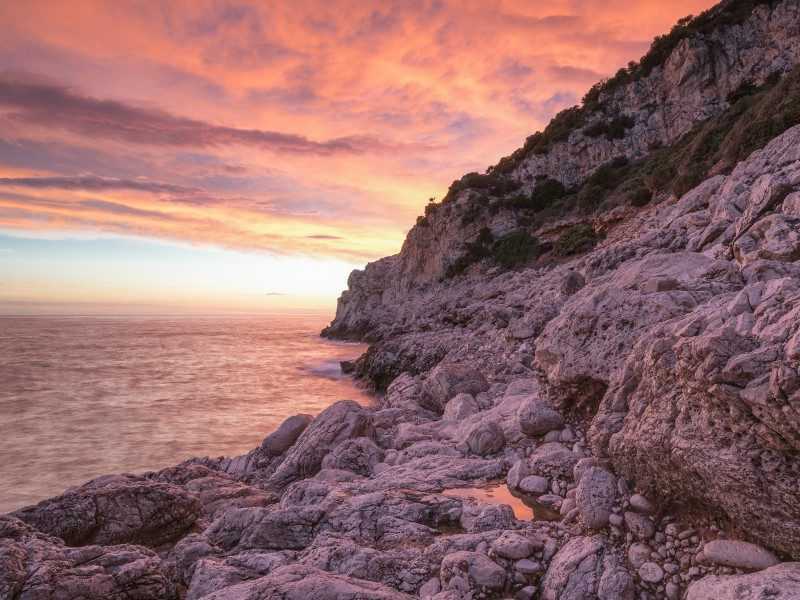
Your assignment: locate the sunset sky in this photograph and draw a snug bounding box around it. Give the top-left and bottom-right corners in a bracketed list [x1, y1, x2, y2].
[0, 0, 717, 313]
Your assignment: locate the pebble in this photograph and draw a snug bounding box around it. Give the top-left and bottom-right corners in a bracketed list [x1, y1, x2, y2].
[639, 562, 665, 584]
[665, 582, 680, 599]
[624, 511, 656, 540]
[629, 494, 655, 514]
[514, 559, 542, 575]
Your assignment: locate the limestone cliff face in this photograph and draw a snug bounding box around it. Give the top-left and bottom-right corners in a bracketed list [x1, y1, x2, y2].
[512, 0, 800, 189]
[326, 0, 800, 314]
[325, 0, 800, 559]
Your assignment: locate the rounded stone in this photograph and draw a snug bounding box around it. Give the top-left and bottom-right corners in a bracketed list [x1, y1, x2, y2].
[639, 561, 664, 584]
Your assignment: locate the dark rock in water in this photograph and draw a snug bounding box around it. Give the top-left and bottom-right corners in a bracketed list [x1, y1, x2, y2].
[12, 475, 199, 547]
[261, 414, 314, 456]
[268, 400, 373, 489]
[340, 360, 356, 374]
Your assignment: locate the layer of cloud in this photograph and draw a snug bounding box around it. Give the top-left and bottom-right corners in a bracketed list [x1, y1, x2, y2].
[0, 0, 718, 271]
[0, 75, 401, 156]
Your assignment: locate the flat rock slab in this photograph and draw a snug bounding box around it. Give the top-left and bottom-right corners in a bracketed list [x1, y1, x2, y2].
[701, 540, 780, 571]
[687, 563, 800, 600]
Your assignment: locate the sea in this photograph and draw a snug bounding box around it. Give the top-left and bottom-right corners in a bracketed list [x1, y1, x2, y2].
[0, 313, 370, 513]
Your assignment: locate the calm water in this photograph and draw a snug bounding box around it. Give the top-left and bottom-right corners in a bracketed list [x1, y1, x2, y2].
[0, 314, 369, 513]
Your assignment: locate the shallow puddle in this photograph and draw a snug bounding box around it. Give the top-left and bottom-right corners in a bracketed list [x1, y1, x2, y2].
[443, 483, 558, 521]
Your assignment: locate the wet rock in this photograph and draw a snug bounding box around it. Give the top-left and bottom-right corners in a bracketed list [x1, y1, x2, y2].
[261, 414, 313, 456]
[686, 563, 800, 600]
[321, 437, 384, 476]
[576, 467, 617, 529]
[700, 539, 780, 571]
[12, 475, 199, 547]
[269, 400, 372, 488]
[518, 397, 564, 437]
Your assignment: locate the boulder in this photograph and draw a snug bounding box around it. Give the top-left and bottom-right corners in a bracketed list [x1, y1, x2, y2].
[700, 540, 780, 571]
[0, 516, 172, 599]
[12, 475, 199, 547]
[517, 397, 564, 437]
[461, 420, 505, 456]
[421, 364, 489, 413]
[541, 535, 634, 600]
[687, 563, 800, 600]
[261, 414, 313, 456]
[268, 401, 372, 488]
[528, 443, 580, 479]
[443, 393, 479, 421]
[321, 437, 384, 476]
[491, 531, 535, 560]
[575, 467, 616, 529]
[519, 475, 549, 495]
[440, 551, 506, 594]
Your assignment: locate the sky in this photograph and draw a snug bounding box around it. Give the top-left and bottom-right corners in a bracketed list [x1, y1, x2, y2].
[0, 0, 717, 314]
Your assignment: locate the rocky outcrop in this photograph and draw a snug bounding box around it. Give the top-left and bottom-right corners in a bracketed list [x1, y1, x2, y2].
[11, 475, 199, 548]
[0, 516, 173, 599]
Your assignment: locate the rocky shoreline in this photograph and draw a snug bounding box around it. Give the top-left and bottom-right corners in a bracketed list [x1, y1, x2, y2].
[3, 1, 800, 598]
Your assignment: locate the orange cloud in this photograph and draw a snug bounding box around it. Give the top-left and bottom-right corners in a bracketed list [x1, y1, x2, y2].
[0, 0, 718, 263]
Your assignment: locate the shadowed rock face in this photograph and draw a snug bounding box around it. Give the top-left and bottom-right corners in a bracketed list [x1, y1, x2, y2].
[0, 516, 174, 599]
[11, 475, 200, 548]
[268, 400, 373, 489]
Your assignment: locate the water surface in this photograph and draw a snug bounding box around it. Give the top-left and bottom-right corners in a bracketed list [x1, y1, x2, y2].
[0, 314, 368, 512]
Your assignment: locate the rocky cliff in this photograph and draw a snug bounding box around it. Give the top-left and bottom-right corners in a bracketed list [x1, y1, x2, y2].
[3, 2, 800, 599]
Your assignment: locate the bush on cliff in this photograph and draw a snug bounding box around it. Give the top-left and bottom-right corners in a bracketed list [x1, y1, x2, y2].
[553, 224, 598, 256]
[491, 230, 540, 268]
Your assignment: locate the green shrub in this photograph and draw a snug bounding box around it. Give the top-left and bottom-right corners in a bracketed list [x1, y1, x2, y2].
[491, 230, 540, 268]
[553, 224, 598, 256]
[583, 115, 635, 140]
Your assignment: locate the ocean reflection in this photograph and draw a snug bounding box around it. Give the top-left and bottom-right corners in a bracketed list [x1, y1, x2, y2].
[0, 314, 369, 512]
